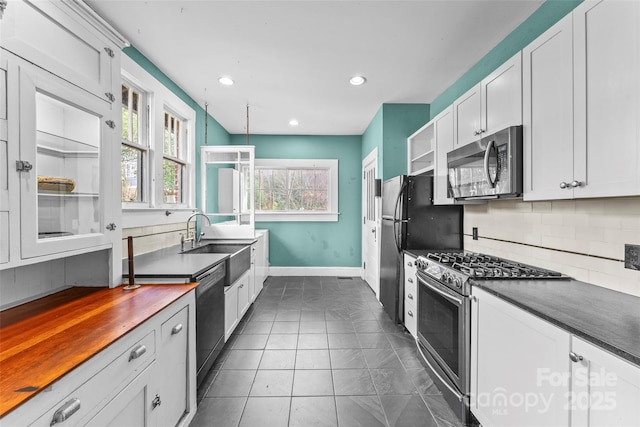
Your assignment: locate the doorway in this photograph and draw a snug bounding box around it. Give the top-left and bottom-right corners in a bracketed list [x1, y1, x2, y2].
[362, 148, 379, 298]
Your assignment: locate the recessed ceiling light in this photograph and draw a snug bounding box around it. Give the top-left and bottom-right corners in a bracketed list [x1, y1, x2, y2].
[218, 76, 234, 86]
[349, 75, 367, 86]
[289, 119, 299, 126]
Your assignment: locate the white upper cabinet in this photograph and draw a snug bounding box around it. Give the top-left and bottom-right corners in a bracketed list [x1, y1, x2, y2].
[0, 0, 126, 283]
[1, 0, 122, 101]
[200, 146, 255, 239]
[433, 106, 455, 205]
[523, 13, 574, 201]
[572, 0, 640, 198]
[454, 52, 523, 148]
[525, 0, 640, 200]
[407, 121, 435, 176]
[14, 57, 115, 259]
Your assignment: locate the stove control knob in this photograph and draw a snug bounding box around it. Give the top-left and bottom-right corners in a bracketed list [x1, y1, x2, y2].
[453, 277, 462, 289]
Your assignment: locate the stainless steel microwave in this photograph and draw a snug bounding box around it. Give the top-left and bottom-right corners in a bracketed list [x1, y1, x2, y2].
[447, 125, 523, 200]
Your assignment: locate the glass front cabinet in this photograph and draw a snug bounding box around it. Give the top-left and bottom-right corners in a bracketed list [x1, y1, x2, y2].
[0, 0, 126, 278]
[14, 58, 115, 259]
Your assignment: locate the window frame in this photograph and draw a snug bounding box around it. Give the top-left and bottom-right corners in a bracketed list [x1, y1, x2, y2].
[120, 79, 149, 206]
[253, 158, 339, 222]
[120, 55, 196, 228]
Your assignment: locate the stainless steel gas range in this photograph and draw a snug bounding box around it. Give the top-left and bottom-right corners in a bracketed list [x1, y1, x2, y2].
[414, 252, 566, 425]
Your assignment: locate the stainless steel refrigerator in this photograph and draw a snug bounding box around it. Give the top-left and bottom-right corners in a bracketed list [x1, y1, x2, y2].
[380, 174, 463, 323]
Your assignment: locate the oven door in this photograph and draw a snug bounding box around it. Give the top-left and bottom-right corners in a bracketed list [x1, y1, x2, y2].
[416, 271, 469, 393]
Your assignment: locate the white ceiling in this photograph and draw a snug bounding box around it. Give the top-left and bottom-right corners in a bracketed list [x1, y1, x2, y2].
[87, 0, 543, 136]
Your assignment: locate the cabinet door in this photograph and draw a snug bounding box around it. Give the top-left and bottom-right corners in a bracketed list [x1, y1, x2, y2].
[573, 0, 640, 198]
[224, 285, 239, 341]
[254, 234, 265, 294]
[237, 271, 250, 318]
[523, 13, 575, 201]
[84, 364, 156, 427]
[453, 84, 482, 148]
[0, 60, 8, 264]
[433, 106, 455, 205]
[15, 59, 114, 259]
[481, 52, 523, 136]
[470, 288, 571, 427]
[249, 243, 257, 302]
[158, 306, 189, 427]
[570, 337, 640, 427]
[1, 0, 114, 100]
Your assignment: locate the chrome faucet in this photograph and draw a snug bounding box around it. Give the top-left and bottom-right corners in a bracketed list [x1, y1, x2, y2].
[186, 212, 211, 248]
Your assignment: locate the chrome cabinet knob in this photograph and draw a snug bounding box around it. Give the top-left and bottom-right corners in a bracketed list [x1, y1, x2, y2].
[408, 278, 413, 283]
[408, 293, 414, 300]
[570, 180, 584, 188]
[559, 182, 568, 189]
[407, 310, 414, 317]
[569, 352, 584, 363]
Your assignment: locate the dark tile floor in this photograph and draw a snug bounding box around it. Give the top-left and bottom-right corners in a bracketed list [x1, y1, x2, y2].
[191, 276, 463, 427]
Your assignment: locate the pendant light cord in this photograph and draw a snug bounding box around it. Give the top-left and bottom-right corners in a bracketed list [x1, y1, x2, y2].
[246, 104, 250, 145]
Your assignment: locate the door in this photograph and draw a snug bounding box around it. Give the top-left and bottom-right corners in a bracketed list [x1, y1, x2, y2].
[362, 148, 379, 297]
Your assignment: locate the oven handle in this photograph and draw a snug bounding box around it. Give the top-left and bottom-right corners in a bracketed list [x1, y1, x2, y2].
[418, 275, 463, 306]
[417, 342, 463, 403]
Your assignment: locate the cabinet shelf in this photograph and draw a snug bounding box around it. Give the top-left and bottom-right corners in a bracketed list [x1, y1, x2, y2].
[36, 130, 99, 156]
[411, 150, 435, 163]
[38, 191, 99, 198]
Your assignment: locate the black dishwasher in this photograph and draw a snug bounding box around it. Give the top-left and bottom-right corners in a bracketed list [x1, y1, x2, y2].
[194, 262, 226, 387]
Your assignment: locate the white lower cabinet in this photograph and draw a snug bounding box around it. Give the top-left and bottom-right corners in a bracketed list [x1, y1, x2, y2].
[0, 291, 197, 427]
[570, 337, 640, 427]
[471, 287, 571, 427]
[157, 306, 190, 426]
[225, 270, 251, 341]
[403, 253, 417, 338]
[471, 287, 640, 427]
[84, 363, 156, 427]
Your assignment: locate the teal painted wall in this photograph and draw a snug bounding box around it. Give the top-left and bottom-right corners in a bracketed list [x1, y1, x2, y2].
[361, 104, 430, 181]
[230, 134, 362, 268]
[362, 107, 383, 173]
[430, 0, 583, 119]
[381, 104, 430, 180]
[123, 46, 230, 213]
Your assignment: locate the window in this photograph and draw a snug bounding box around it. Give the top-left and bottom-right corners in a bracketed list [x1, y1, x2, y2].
[121, 82, 147, 202]
[252, 159, 339, 222]
[162, 111, 187, 204]
[120, 54, 195, 223]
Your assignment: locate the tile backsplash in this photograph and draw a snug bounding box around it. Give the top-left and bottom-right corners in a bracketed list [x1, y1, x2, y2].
[464, 197, 640, 296]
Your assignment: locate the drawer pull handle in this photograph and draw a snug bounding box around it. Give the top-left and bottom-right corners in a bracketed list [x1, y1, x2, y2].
[50, 398, 81, 425]
[129, 344, 147, 361]
[171, 324, 183, 335]
[408, 293, 414, 300]
[408, 310, 414, 317]
[407, 278, 413, 283]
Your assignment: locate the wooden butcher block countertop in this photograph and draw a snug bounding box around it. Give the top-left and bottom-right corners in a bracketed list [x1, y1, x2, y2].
[0, 284, 198, 417]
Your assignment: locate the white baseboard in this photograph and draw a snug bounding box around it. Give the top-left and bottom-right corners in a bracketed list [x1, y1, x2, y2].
[268, 267, 362, 277]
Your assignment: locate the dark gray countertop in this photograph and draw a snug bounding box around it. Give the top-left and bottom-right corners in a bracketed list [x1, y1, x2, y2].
[474, 279, 640, 367]
[123, 244, 229, 280]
